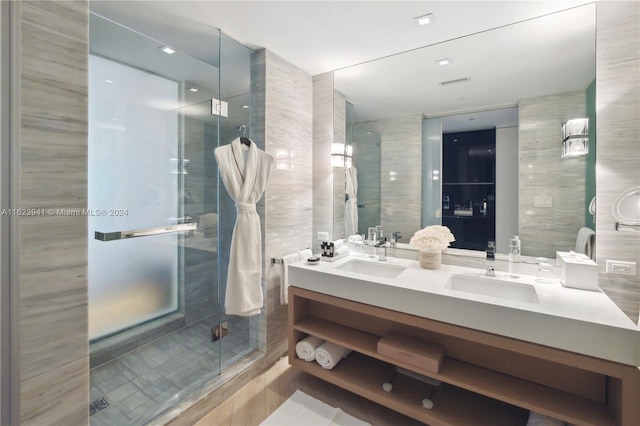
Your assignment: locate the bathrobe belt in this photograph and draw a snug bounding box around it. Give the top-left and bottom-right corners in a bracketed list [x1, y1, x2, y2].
[236, 202, 257, 215]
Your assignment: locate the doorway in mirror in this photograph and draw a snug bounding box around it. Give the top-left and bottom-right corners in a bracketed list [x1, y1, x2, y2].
[442, 128, 496, 251]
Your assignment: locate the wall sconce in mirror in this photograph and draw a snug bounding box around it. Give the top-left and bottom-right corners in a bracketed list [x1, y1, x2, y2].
[561, 118, 589, 158]
[331, 143, 353, 168]
[612, 187, 640, 231]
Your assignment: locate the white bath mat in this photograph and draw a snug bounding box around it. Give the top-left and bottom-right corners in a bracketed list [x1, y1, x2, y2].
[260, 390, 370, 426]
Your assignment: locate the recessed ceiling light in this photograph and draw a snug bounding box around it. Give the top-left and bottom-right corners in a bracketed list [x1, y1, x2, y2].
[160, 46, 175, 55]
[241, 105, 249, 109]
[189, 88, 198, 92]
[437, 58, 452, 66]
[105, 79, 114, 84]
[414, 13, 434, 26]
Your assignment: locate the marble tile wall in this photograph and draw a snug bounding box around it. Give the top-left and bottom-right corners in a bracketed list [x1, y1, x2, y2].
[357, 114, 422, 240]
[332, 90, 346, 239]
[14, 1, 89, 424]
[313, 73, 335, 249]
[595, 1, 640, 322]
[262, 49, 313, 356]
[518, 90, 587, 258]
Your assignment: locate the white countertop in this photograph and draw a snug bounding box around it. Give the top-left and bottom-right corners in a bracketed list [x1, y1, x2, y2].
[289, 254, 639, 366]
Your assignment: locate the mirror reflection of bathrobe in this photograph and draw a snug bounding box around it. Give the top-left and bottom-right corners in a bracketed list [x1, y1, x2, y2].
[215, 138, 274, 316]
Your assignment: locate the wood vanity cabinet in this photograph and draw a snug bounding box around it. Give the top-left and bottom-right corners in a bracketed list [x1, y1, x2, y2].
[288, 286, 639, 426]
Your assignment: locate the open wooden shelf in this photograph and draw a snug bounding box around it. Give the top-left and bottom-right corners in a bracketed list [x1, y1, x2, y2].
[289, 287, 639, 426]
[291, 353, 528, 426]
[294, 316, 617, 426]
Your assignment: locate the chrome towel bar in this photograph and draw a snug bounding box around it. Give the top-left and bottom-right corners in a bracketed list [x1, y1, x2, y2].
[95, 222, 197, 241]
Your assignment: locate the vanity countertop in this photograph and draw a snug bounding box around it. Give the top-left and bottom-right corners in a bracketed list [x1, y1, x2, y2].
[289, 254, 639, 366]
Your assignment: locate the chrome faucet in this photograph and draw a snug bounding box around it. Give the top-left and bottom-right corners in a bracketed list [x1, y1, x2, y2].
[375, 238, 388, 261]
[390, 232, 402, 247]
[486, 241, 496, 276]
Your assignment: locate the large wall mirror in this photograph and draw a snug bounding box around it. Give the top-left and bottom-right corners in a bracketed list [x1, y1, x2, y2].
[333, 3, 596, 259]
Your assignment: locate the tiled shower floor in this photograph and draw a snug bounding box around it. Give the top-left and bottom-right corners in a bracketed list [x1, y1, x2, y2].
[90, 316, 251, 425]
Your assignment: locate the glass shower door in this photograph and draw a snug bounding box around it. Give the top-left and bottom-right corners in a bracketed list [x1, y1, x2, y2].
[177, 99, 224, 366]
[88, 54, 185, 341]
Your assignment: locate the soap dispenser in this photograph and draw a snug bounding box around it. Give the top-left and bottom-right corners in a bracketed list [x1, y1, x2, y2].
[509, 235, 521, 278]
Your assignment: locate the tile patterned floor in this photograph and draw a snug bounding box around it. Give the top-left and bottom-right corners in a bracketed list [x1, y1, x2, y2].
[90, 316, 252, 425]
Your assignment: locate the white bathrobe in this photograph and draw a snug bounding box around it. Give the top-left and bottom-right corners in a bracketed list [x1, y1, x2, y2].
[344, 166, 358, 237]
[214, 138, 274, 316]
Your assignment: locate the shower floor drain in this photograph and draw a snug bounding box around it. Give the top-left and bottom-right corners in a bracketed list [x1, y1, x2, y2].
[89, 397, 110, 416]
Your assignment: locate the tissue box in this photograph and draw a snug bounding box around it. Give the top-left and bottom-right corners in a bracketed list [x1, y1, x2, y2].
[556, 251, 599, 291]
[377, 332, 444, 373]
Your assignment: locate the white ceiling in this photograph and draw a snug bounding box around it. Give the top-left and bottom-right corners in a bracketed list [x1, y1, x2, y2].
[91, 1, 594, 76]
[336, 3, 596, 121]
[91, 0, 596, 122]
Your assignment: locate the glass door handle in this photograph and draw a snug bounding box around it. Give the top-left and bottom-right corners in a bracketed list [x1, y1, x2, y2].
[95, 222, 197, 241]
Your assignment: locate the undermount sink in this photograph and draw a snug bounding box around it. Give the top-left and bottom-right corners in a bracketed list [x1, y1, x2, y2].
[445, 274, 539, 304]
[335, 259, 406, 279]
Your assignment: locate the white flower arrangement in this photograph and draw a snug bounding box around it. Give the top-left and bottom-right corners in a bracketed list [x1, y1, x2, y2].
[409, 225, 455, 251]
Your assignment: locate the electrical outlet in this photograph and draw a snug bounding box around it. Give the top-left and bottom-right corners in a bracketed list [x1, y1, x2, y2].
[317, 231, 329, 241]
[606, 260, 637, 276]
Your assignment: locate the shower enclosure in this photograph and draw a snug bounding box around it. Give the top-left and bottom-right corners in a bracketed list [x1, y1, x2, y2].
[88, 13, 259, 425]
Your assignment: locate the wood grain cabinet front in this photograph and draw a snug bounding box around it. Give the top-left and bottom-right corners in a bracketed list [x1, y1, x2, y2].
[288, 286, 639, 426]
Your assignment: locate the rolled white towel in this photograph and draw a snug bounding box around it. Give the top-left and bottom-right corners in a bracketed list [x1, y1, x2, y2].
[526, 411, 564, 426]
[333, 239, 345, 250]
[315, 341, 351, 369]
[335, 245, 349, 256]
[295, 335, 324, 362]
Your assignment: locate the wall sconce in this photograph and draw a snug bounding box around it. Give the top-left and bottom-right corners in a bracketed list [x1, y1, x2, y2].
[331, 143, 353, 168]
[275, 148, 294, 171]
[561, 118, 589, 158]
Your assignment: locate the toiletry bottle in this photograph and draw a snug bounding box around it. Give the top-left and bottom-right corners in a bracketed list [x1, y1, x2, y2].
[486, 241, 496, 276]
[509, 235, 521, 278]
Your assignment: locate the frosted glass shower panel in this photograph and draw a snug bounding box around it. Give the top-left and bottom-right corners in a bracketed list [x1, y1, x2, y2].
[88, 55, 179, 340]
